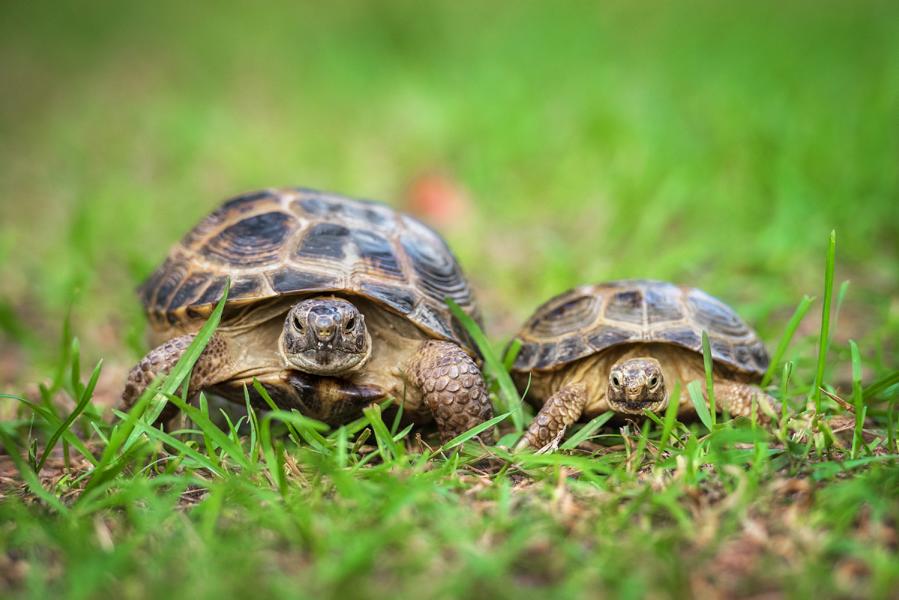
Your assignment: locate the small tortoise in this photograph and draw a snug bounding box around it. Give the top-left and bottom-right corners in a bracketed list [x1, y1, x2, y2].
[511, 280, 776, 449]
[123, 187, 493, 441]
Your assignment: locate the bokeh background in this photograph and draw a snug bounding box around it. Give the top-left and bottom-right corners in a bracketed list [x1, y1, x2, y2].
[1, 0, 897, 393]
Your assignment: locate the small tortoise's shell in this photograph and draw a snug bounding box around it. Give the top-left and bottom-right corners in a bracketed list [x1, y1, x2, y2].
[513, 280, 769, 376]
[140, 188, 481, 346]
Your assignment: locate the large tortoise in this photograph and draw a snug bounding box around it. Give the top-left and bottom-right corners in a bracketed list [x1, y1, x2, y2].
[123, 187, 494, 441]
[511, 280, 776, 449]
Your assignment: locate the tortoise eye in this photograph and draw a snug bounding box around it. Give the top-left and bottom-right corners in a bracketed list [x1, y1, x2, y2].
[648, 376, 659, 388]
[345, 317, 356, 331]
[292, 314, 305, 332]
[611, 374, 621, 387]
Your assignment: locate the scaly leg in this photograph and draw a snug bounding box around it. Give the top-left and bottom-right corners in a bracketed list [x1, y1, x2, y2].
[680, 380, 779, 422]
[122, 334, 233, 417]
[405, 340, 494, 443]
[516, 383, 587, 451]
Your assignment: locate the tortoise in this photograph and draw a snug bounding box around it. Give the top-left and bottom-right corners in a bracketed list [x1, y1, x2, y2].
[510, 280, 776, 450]
[123, 187, 494, 441]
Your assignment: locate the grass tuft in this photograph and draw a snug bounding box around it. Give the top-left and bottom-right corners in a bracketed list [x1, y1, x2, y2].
[447, 298, 524, 433]
[812, 230, 837, 413]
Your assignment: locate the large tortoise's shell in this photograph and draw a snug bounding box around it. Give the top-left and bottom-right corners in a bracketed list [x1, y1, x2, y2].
[140, 188, 481, 346]
[513, 280, 769, 376]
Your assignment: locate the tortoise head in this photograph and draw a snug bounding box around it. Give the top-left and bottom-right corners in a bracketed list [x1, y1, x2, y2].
[607, 357, 667, 414]
[279, 297, 372, 376]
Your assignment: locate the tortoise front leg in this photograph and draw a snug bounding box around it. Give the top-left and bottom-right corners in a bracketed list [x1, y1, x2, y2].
[679, 381, 780, 422]
[405, 340, 494, 443]
[122, 334, 233, 415]
[515, 383, 587, 451]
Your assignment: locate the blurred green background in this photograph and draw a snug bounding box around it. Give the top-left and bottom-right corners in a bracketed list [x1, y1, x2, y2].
[1, 0, 897, 388]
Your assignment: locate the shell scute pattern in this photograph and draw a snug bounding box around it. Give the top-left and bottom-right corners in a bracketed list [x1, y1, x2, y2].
[359, 282, 417, 314]
[295, 222, 352, 261]
[400, 217, 474, 307]
[587, 327, 639, 351]
[269, 268, 340, 293]
[527, 291, 602, 338]
[353, 229, 404, 279]
[296, 190, 395, 230]
[605, 289, 645, 325]
[139, 188, 480, 347]
[196, 276, 229, 306]
[645, 284, 685, 324]
[655, 326, 702, 349]
[200, 211, 296, 267]
[686, 289, 751, 337]
[513, 280, 768, 375]
[168, 271, 213, 310]
[181, 190, 282, 250]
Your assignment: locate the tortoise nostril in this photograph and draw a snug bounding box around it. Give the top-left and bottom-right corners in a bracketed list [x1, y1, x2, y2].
[309, 311, 339, 341]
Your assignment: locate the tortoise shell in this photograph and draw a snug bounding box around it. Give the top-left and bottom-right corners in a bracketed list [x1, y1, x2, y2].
[139, 187, 481, 346]
[513, 280, 769, 376]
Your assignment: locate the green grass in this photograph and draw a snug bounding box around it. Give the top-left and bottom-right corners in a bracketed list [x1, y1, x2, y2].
[1, 0, 898, 598]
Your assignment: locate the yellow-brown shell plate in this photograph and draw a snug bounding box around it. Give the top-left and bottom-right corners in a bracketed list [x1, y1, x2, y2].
[139, 188, 481, 347]
[512, 280, 769, 376]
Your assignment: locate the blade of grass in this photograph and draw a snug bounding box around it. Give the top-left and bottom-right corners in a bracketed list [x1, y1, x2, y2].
[392, 423, 415, 443]
[36, 359, 102, 473]
[701, 331, 716, 427]
[862, 370, 899, 401]
[441, 412, 509, 451]
[69, 337, 82, 398]
[628, 420, 652, 473]
[50, 303, 74, 394]
[120, 411, 225, 476]
[123, 282, 230, 450]
[0, 394, 98, 465]
[560, 412, 614, 450]
[849, 341, 867, 459]
[363, 403, 403, 461]
[243, 386, 259, 460]
[761, 295, 814, 386]
[390, 395, 405, 436]
[688, 380, 714, 431]
[252, 379, 303, 448]
[258, 411, 331, 488]
[161, 394, 253, 470]
[503, 339, 522, 372]
[335, 426, 348, 468]
[85, 288, 230, 492]
[258, 415, 286, 494]
[779, 362, 793, 437]
[812, 230, 836, 413]
[197, 393, 223, 470]
[889, 397, 896, 453]
[655, 381, 682, 457]
[447, 298, 523, 432]
[0, 427, 68, 513]
[329, 398, 395, 439]
[831, 280, 850, 343]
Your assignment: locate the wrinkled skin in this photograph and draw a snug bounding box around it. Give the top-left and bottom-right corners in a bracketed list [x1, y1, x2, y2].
[280, 297, 372, 375]
[607, 357, 667, 414]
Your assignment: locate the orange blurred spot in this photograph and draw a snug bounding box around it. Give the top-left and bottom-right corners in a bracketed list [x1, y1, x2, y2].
[404, 172, 473, 228]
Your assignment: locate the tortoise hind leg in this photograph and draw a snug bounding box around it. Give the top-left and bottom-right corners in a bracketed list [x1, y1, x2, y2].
[515, 383, 587, 451]
[405, 340, 494, 443]
[123, 334, 233, 419]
